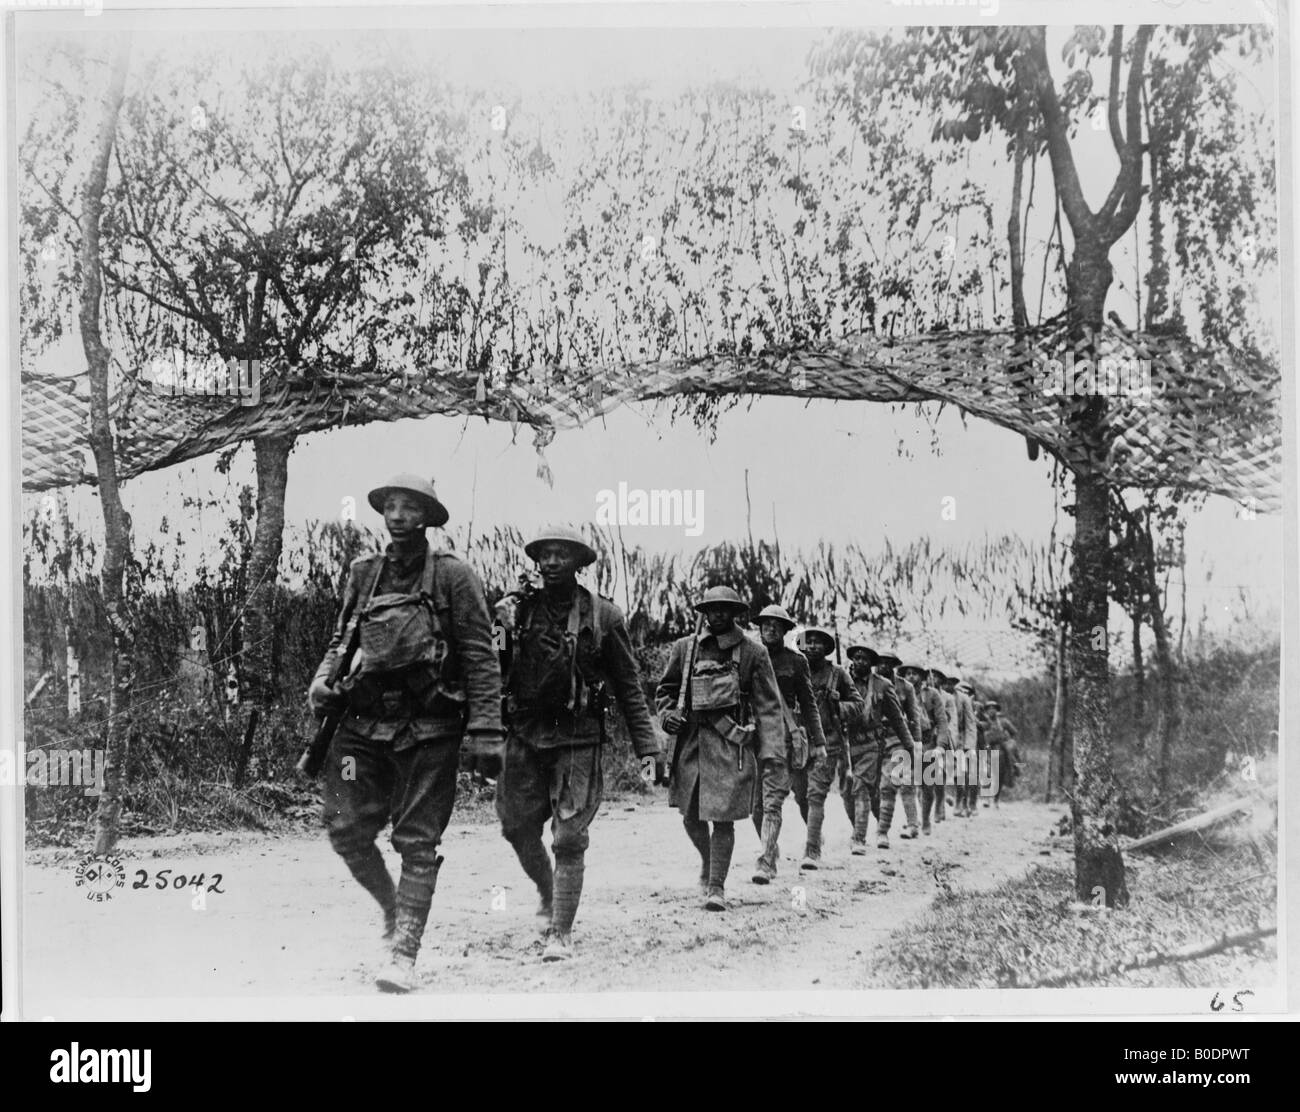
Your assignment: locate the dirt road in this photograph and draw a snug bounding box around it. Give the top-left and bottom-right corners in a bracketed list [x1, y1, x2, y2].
[22, 789, 1065, 1015]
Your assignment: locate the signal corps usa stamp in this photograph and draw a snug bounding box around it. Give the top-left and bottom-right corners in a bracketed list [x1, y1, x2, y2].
[73, 853, 126, 903]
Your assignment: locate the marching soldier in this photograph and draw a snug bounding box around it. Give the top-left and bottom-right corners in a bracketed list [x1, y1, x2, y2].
[494, 525, 660, 962]
[857, 649, 919, 849]
[953, 677, 980, 817]
[799, 626, 864, 870]
[908, 664, 950, 833]
[937, 670, 960, 809]
[986, 700, 1021, 783]
[310, 474, 503, 994]
[752, 604, 826, 884]
[879, 651, 927, 762]
[841, 646, 884, 850]
[656, 586, 783, 910]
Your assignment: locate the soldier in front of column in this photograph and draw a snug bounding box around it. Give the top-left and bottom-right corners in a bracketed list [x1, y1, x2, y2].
[751, 604, 826, 884]
[656, 587, 784, 911]
[495, 525, 660, 962]
[910, 664, 950, 834]
[310, 475, 502, 994]
[798, 626, 864, 871]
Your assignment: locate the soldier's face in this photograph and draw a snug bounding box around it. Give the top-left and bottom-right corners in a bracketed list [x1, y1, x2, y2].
[848, 655, 871, 678]
[534, 542, 580, 587]
[700, 606, 735, 635]
[383, 493, 427, 539]
[758, 619, 786, 646]
[804, 638, 829, 663]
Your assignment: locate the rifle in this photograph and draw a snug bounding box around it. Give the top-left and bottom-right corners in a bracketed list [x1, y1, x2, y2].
[667, 613, 704, 783]
[295, 611, 364, 778]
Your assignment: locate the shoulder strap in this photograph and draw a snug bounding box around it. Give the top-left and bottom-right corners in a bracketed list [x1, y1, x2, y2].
[418, 546, 438, 599]
[358, 556, 386, 609]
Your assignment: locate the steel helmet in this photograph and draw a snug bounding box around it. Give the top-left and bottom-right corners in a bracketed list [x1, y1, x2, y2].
[801, 626, 837, 652]
[524, 524, 598, 567]
[756, 604, 796, 630]
[693, 585, 748, 614]
[367, 474, 450, 527]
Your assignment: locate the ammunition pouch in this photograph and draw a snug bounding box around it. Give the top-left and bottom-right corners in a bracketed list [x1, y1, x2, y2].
[785, 717, 809, 771]
[712, 711, 756, 750]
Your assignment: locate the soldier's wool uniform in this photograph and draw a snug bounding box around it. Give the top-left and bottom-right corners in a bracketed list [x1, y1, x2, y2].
[801, 652, 864, 865]
[842, 669, 884, 847]
[955, 684, 980, 816]
[496, 533, 659, 956]
[859, 675, 917, 845]
[770, 643, 825, 824]
[656, 608, 784, 904]
[917, 673, 950, 830]
[314, 477, 501, 992]
[939, 684, 960, 807]
[752, 613, 826, 882]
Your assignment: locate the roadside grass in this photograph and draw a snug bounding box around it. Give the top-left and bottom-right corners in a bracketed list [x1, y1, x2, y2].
[870, 796, 1276, 990]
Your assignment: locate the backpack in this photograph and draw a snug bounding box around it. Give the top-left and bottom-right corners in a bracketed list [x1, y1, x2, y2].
[350, 550, 465, 710]
[507, 587, 610, 716]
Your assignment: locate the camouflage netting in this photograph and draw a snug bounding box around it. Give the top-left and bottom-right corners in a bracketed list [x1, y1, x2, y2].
[21, 316, 1282, 512]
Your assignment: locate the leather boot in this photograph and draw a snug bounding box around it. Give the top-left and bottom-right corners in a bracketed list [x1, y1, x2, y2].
[708, 822, 735, 892]
[376, 855, 441, 994]
[507, 833, 554, 934]
[752, 813, 781, 884]
[546, 852, 584, 960]
[339, 846, 397, 948]
[802, 800, 825, 869]
[684, 816, 711, 892]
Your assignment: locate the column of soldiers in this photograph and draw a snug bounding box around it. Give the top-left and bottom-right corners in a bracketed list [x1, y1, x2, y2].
[308, 477, 1016, 993]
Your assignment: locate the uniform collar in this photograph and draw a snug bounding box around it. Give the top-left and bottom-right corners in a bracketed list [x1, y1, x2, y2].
[700, 625, 744, 650]
[384, 539, 429, 567]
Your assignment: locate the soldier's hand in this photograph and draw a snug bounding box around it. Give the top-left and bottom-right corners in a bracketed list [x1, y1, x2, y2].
[810, 745, 827, 765]
[662, 711, 686, 735]
[827, 688, 841, 703]
[308, 675, 343, 714]
[465, 730, 506, 780]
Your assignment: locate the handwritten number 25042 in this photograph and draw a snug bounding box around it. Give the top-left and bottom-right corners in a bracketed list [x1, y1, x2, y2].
[131, 870, 225, 893]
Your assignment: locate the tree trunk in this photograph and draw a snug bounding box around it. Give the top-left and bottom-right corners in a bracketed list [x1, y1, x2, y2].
[241, 433, 294, 704]
[1064, 245, 1128, 906]
[1045, 611, 1068, 803]
[1008, 127, 1030, 331]
[82, 41, 132, 856]
[1144, 524, 1180, 799]
[1132, 604, 1145, 725]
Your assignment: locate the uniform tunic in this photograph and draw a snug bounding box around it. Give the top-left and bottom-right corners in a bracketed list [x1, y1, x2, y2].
[766, 643, 827, 758]
[497, 584, 659, 851]
[316, 541, 501, 864]
[656, 627, 784, 822]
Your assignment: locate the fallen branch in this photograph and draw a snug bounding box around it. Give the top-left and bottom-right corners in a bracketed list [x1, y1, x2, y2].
[1024, 924, 1277, 988]
[1124, 790, 1275, 854]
